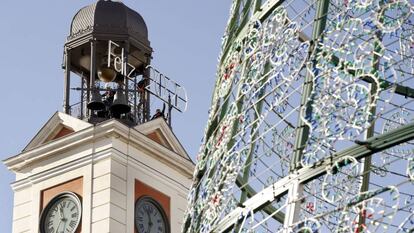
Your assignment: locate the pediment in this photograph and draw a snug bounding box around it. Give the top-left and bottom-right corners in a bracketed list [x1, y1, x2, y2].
[23, 112, 92, 152]
[134, 117, 191, 161]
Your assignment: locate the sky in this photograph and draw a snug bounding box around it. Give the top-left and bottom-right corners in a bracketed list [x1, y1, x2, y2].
[0, 0, 231, 231]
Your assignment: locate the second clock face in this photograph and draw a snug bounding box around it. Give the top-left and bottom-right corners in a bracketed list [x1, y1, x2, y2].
[40, 192, 82, 233]
[135, 197, 169, 233]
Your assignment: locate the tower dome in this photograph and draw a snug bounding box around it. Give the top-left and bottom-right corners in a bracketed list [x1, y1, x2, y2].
[67, 0, 150, 47]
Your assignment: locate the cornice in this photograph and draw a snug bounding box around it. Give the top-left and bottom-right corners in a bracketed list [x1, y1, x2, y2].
[4, 120, 194, 180]
[110, 148, 191, 194]
[23, 112, 92, 152]
[105, 120, 194, 178]
[11, 147, 190, 194]
[10, 148, 111, 191]
[135, 118, 192, 161]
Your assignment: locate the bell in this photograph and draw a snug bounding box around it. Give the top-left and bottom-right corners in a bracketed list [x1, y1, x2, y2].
[97, 63, 117, 82]
[97, 56, 117, 83]
[87, 90, 105, 110]
[110, 87, 131, 116]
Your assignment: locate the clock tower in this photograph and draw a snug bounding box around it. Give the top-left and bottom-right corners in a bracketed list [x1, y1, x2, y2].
[3, 1, 194, 233]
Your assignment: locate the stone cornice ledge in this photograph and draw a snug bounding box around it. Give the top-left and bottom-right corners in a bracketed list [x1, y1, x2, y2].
[4, 126, 96, 171]
[4, 120, 194, 178]
[107, 121, 194, 178]
[10, 148, 112, 191]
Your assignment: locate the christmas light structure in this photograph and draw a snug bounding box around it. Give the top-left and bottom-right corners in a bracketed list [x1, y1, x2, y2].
[183, 0, 414, 232]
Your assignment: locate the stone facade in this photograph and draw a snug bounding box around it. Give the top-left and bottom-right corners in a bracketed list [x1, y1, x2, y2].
[4, 112, 194, 233]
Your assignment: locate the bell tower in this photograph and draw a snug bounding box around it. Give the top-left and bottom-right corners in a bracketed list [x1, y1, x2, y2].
[3, 1, 194, 233]
[63, 0, 153, 125]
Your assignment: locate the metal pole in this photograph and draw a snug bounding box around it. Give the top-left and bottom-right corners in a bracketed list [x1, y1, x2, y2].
[90, 40, 97, 87]
[80, 75, 84, 120]
[123, 42, 129, 102]
[144, 56, 151, 122]
[86, 77, 90, 118]
[134, 76, 138, 124]
[238, 62, 270, 204]
[291, 0, 330, 171]
[88, 39, 96, 116]
[219, 0, 244, 65]
[234, 78, 267, 232]
[357, 24, 382, 231]
[89, 39, 97, 118]
[63, 47, 71, 114]
[168, 95, 172, 128]
[285, 0, 330, 230]
[283, 180, 303, 233]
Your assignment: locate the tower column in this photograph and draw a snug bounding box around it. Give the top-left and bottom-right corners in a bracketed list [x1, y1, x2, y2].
[63, 47, 71, 114]
[89, 40, 97, 117]
[144, 56, 151, 122]
[90, 40, 97, 92]
[124, 42, 130, 95]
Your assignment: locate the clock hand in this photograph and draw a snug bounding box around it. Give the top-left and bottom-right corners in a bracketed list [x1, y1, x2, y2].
[147, 210, 153, 232]
[62, 220, 67, 232]
[59, 206, 64, 219]
[55, 220, 62, 233]
[59, 207, 68, 232]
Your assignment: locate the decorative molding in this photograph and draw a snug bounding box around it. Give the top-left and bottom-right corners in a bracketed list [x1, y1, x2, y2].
[134, 117, 191, 161]
[4, 116, 194, 178]
[23, 112, 91, 152]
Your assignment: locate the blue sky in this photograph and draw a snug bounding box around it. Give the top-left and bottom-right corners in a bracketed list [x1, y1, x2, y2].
[0, 1, 231, 231]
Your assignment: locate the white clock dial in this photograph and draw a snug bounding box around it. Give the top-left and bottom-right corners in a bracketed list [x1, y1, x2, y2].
[135, 197, 169, 233]
[40, 192, 82, 233]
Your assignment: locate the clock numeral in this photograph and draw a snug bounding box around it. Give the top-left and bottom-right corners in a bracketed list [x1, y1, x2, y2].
[138, 223, 144, 231]
[71, 212, 79, 218]
[144, 204, 154, 214]
[69, 220, 76, 229]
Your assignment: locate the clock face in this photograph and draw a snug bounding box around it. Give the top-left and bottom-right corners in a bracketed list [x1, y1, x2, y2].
[135, 197, 169, 233]
[40, 192, 82, 233]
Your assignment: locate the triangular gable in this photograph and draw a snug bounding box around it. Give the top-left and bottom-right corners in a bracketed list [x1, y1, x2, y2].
[146, 129, 173, 150]
[49, 126, 75, 141]
[134, 117, 191, 161]
[24, 112, 92, 152]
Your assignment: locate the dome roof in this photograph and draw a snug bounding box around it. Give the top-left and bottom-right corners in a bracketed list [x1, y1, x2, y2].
[68, 0, 149, 46]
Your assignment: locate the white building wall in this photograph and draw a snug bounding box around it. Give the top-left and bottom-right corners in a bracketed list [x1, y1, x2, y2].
[7, 120, 193, 233]
[91, 158, 128, 233]
[11, 163, 93, 233]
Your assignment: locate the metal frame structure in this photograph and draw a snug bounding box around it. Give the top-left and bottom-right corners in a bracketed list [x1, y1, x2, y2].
[64, 41, 187, 127]
[62, 1, 187, 128]
[63, 39, 152, 125]
[183, 0, 414, 232]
